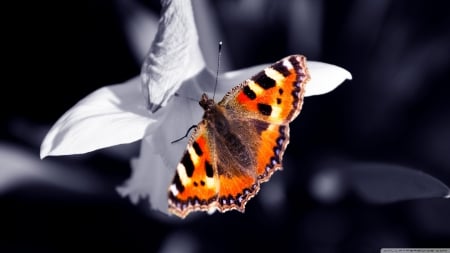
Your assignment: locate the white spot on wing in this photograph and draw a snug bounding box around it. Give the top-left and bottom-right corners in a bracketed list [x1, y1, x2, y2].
[188, 146, 200, 166]
[248, 81, 264, 95]
[267, 123, 277, 131]
[170, 184, 179, 196]
[207, 206, 217, 215]
[205, 177, 215, 188]
[271, 105, 282, 119]
[282, 59, 293, 69]
[177, 163, 191, 185]
[265, 68, 284, 83]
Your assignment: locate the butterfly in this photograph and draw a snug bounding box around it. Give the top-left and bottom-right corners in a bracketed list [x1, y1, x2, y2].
[168, 55, 310, 218]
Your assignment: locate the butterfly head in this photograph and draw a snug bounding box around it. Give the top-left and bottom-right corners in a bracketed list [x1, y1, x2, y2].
[199, 93, 216, 111]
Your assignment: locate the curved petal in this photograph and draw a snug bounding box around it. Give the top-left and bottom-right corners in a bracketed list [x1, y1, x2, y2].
[40, 77, 153, 159]
[204, 60, 352, 99]
[118, 73, 207, 215]
[1, 142, 103, 194]
[347, 162, 450, 203]
[117, 135, 172, 215]
[216, 64, 270, 96]
[305, 61, 352, 96]
[141, 0, 205, 112]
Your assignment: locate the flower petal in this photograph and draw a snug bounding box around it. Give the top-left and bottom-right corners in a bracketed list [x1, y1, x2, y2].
[118, 74, 207, 215]
[216, 64, 270, 96]
[207, 60, 352, 98]
[40, 77, 152, 159]
[305, 61, 352, 96]
[117, 135, 172, 215]
[347, 162, 450, 203]
[1, 142, 103, 194]
[141, 0, 205, 112]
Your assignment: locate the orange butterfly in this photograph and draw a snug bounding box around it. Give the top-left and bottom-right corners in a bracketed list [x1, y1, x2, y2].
[168, 55, 310, 218]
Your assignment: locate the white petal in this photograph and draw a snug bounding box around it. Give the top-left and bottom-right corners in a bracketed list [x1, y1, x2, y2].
[347, 162, 450, 203]
[117, 135, 171, 215]
[217, 64, 270, 97]
[305, 61, 352, 96]
[141, 0, 205, 112]
[118, 75, 205, 215]
[40, 77, 153, 159]
[1, 142, 101, 194]
[214, 60, 352, 98]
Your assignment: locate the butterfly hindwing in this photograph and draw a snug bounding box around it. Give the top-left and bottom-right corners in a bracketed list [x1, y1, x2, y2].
[253, 123, 290, 182]
[211, 119, 291, 212]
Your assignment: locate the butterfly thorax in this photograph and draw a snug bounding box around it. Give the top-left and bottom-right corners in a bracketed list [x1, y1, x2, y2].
[199, 93, 228, 129]
[199, 93, 215, 112]
[198, 93, 255, 175]
[199, 93, 227, 132]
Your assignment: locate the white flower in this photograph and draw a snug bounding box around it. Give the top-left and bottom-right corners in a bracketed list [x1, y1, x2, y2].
[40, 0, 351, 215]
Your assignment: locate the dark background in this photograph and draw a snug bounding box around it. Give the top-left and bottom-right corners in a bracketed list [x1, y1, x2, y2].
[2, 0, 450, 252]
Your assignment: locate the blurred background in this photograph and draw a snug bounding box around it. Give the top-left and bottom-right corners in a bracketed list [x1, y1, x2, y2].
[2, 0, 450, 252]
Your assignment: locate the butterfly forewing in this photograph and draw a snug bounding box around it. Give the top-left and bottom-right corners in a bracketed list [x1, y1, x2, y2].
[220, 55, 310, 125]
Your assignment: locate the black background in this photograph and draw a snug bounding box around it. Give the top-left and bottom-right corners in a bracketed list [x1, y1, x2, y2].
[2, 0, 450, 252]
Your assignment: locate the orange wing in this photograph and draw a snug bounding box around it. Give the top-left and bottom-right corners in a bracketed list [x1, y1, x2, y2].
[217, 55, 310, 200]
[168, 122, 220, 218]
[219, 55, 310, 124]
[213, 123, 290, 213]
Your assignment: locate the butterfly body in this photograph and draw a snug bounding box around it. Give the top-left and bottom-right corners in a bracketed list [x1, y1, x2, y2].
[169, 55, 310, 218]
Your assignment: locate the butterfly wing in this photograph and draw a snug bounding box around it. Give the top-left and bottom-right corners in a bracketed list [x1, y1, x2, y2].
[168, 121, 220, 218]
[219, 55, 310, 125]
[216, 55, 310, 202]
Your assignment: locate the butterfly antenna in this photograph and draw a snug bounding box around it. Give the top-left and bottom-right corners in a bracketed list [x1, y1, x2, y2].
[213, 41, 222, 101]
